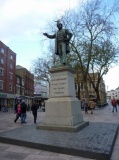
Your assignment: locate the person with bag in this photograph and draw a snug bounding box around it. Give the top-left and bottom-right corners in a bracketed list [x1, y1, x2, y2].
[111, 97, 117, 113]
[31, 101, 39, 124]
[89, 100, 94, 114]
[14, 101, 21, 123]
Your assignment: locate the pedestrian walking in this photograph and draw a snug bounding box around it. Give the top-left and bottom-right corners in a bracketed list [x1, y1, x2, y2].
[20, 100, 27, 124]
[31, 101, 39, 124]
[14, 100, 20, 114]
[14, 101, 21, 123]
[82, 99, 88, 114]
[111, 97, 117, 113]
[89, 100, 94, 114]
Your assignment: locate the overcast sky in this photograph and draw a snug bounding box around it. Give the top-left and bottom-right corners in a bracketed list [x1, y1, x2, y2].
[0, 0, 81, 66]
[0, 0, 119, 91]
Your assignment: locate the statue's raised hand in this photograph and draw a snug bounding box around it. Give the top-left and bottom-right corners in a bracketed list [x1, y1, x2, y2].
[43, 33, 48, 36]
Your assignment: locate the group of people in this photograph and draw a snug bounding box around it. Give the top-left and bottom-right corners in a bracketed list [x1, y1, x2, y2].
[14, 100, 39, 124]
[14, 100, 27, 124]
[82, 99, 95, 114]
[82, 97, 119, 114]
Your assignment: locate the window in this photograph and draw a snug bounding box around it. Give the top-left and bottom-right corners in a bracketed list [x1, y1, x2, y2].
[9, 83, 12, 91]
[17, 77, 20, 84]
[41, 92, 47, 97]
[22, 79, 24, 86]
[80, 82, 83, 90]
[9, 72, 13, 79]
[0, 48, 5, 53]
[21, 88, 25, 95]
[10, 55, 13, 60]
[0, 81, 3, 89]
[16, 86, 20, 94]
[26, 89, 28, 94]
[89, 83, 92, 89]
[10, 64, 13, 69]
[0, 68, 4, 76]
[0, 58, 4, 64]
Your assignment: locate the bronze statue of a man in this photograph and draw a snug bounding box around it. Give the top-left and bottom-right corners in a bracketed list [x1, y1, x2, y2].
[43, 21, 72, 65]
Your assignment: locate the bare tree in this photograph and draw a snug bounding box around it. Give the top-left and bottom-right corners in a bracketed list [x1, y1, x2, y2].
[60, 0, 119, 102]
[30, 44, 59, 84]
[31, 57, 51, 83]
[87, 40, 118, 103]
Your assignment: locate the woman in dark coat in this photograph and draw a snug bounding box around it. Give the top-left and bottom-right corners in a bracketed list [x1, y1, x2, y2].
[31, 101, 39, 123]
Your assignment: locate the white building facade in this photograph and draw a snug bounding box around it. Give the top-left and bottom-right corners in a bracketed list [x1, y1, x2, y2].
[106, 87, 119, 101]
[34, 77, 48, 107]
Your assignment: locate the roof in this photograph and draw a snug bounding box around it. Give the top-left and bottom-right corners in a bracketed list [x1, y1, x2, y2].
[16, 65, 24, 69]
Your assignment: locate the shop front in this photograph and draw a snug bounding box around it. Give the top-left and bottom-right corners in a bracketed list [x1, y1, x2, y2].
[0, 92, 15, 111]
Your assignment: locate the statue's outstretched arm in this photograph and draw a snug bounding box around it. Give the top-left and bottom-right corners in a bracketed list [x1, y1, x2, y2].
[43, 33, 56, 39]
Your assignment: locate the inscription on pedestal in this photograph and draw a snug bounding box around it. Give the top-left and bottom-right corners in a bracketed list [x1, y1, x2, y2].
[51, 77, 67, 97]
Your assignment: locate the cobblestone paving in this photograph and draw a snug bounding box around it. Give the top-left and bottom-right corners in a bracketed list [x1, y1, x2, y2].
[0, 105, 118, 160]
[0, 122, 118, 158]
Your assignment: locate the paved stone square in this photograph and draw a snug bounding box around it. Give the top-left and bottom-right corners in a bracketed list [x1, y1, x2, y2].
[0, 105, 118, 160]
[0, 121, 118, 160]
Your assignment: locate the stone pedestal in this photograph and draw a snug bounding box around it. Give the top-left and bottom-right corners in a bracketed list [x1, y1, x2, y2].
[37, 65, 88, 132]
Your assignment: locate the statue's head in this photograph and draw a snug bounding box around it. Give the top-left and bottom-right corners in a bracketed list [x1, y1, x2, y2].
[56, 20, 62, 29]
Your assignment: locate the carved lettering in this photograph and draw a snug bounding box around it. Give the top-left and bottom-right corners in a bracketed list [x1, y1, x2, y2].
[54, 92, 64, 94]
[52, 78, 67, 81]
[51, 76, 68, 96]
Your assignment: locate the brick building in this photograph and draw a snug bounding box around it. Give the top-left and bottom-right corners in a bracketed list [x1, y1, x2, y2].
[15, 74, 25, 99]
[16, 65, 34, 105]
[0, 41, 16, 108]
